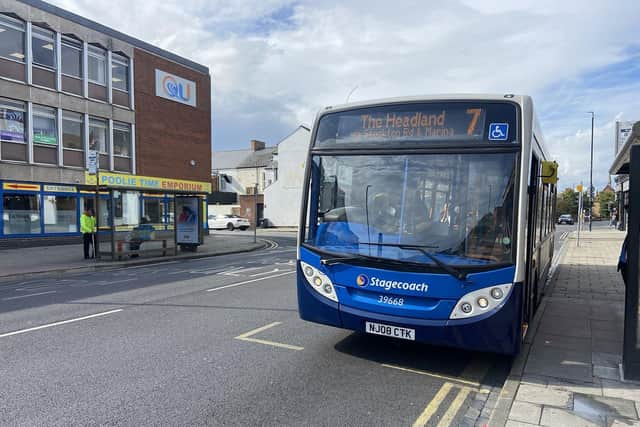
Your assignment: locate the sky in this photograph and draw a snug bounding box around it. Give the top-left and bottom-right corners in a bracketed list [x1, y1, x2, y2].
[51, 0, 640, 191]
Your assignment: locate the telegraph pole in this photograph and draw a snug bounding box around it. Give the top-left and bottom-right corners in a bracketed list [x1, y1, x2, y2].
[588, 111, 594, 232]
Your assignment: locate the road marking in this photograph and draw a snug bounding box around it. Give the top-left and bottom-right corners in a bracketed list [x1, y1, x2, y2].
[382, 364, 482, 389]
[0, 309, 123, 339]
[249, 268, 280, 277]
[412, 382, 453, 427]
[436, 387, 471, 427]
[2, 290, 56, 301]
[205, 270, 295, 292]
[235, 321, 304, 351]
[97, 278, 137, 286]
[406, 357, 491, 427]
[220, 266, 272, 276]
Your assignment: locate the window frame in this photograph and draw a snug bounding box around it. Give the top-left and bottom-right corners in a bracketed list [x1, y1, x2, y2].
[88, 116, 108, 154]
[111, 53, 129, 93]
[87, 45, 107, 86]
[0, 97, 27, 144]
[32, 104, 58, 147]
[0, 14, 26, 64]
[31, 25, 56, 70]
[61, 110, 84, 151]
[60, 36, 82, 79]
[112, 121, 132, 158]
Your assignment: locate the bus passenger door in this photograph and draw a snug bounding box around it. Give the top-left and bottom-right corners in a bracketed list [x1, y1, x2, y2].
[524, 155, 540, 324]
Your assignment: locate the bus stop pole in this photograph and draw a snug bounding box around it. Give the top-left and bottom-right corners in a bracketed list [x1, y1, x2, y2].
[577, 189, 582, 247]
[623, 144, 640, 380]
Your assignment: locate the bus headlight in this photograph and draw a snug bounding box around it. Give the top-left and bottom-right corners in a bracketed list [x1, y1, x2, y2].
[450, 284, 512, 319]
[300, 261, 338, 302]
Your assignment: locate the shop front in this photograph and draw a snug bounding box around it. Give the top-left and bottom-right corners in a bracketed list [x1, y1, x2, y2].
[1, 173, 211, 257]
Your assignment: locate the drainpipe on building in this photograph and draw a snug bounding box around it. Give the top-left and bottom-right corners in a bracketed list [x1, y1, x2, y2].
[254, 163, 258, 243]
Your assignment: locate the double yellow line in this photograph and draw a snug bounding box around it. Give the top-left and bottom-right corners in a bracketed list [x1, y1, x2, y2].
[387, 359, 490, 427]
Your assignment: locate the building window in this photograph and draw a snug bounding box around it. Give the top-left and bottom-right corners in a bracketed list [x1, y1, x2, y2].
[87, 45, 106, 85]
[31, 26, 55, 69]
[62, 110, 84, 167]
[143, 198, 163, 225]
[43, 195, 77, 233]
[111, 53, 128, 92]
[0, 14, 25, 63]
[32, 105, 57, 146]
[0, 97, 26, 143]
[3, 193, 40, 235]
[62, 111, 83, 150]
[89, 117, 107, 153]
[61, 36, 82, 78]
[113, 121, 132, 172]
[113, 122, 131, 157]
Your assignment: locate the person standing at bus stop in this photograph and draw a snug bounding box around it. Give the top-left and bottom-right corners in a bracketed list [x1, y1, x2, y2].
[80, 208, 96, 259]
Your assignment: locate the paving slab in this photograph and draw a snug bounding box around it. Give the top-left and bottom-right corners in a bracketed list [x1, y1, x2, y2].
[515, 383, 571, 407]
[602, 379, 640, 402]
[524, 346, 593, 382]
[573, 393, 638, 419]
[508, 401, 542, 425]
[505, 421, 539, 427]
[540, 407, 603, 427]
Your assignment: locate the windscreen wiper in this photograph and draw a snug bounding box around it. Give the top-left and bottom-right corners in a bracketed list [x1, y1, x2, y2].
[320, 252, 409, 267]
[359, 242, 468, 281]
[321, 254, 370, 266]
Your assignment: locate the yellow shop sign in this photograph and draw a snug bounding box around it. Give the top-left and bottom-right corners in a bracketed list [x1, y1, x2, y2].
[85, 172, 211, 193]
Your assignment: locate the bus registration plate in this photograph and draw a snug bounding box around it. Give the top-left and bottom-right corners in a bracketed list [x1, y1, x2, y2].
[365, 322, 415, 341]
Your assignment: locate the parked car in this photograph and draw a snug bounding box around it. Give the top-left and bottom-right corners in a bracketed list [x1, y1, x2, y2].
[557, 214, 574, 225]
[208, 214, 250, 231]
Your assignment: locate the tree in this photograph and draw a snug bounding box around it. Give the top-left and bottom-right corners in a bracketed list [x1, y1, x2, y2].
[597, 190, 616, 219]
[556, 188, 578, 217]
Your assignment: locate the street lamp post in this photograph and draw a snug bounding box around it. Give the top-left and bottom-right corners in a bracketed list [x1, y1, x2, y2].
[588, 111, 595, 232]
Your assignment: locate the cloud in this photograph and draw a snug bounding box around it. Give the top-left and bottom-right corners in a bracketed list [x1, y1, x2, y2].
[49, 0, 640, 184]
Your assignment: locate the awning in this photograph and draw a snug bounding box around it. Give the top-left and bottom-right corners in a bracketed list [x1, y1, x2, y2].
[610, 122, 640, 175]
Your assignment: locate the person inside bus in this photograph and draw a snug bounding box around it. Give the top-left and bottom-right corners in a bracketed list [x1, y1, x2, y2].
[370, 192, 399, 234]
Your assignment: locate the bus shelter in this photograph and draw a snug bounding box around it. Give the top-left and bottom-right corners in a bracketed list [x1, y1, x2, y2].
[83, 171, 211, 260]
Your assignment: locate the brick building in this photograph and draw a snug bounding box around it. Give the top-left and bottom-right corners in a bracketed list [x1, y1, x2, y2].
[0, 0, 211, 245]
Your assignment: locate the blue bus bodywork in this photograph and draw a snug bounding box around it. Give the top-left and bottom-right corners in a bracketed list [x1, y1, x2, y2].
[298, 246, 522, 355]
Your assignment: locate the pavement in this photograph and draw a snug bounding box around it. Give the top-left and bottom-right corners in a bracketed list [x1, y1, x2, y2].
[491, 227, 638, 427]
[0, 232, 268, 282]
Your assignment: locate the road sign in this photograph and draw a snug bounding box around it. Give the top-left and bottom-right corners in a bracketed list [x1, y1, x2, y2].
[576, 184, 583, 192]
[88, 150, 98, 175]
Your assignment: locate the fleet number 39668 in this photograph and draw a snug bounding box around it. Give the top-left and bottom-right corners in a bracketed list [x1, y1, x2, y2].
[377, 295, 404, 306]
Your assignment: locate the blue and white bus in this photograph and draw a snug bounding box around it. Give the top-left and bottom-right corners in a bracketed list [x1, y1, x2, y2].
[297, 95, 556, 354]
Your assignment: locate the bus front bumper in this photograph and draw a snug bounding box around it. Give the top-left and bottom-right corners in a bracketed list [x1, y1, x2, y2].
[297, 278, 523, 355]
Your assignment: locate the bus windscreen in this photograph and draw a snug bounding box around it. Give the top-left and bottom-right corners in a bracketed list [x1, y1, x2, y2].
[314, 102, 518, 146]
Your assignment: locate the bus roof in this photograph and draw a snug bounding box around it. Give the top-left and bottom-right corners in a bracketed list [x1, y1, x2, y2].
[320, 94, 531, 115]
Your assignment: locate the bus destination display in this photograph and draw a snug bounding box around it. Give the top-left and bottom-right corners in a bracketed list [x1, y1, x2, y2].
[346, 108, 485, 141]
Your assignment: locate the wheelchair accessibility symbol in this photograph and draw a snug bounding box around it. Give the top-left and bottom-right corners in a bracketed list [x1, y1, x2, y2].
[488, 123, 509, 141]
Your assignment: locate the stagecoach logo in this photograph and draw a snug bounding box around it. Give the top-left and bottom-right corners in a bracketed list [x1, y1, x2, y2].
[356, 274, 369, 287]
[155, 69, 197, 107]
[356, 274, 429, 293]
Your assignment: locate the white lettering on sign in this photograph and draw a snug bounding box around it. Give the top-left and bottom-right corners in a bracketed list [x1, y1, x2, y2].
[155, 69, 197, 107]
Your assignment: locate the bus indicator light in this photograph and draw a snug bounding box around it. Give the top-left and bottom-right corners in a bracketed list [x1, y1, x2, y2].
[491, 288, 504, 300]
